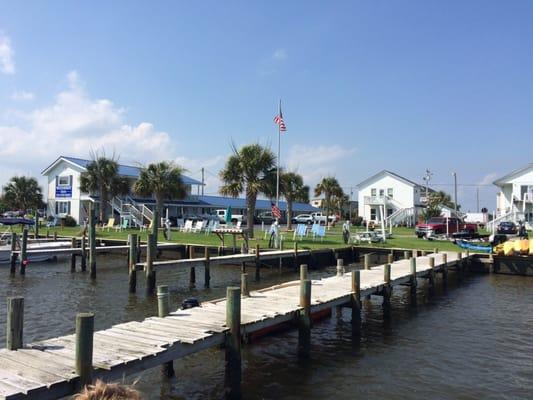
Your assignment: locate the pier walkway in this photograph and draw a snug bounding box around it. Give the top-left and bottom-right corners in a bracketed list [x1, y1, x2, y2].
[0, 251, 463, 400]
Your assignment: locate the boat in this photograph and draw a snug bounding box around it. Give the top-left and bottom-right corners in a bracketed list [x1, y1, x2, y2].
[0, 217, 35, 226]
[455, 239, 492, 253]
[0, 240, 72, 263]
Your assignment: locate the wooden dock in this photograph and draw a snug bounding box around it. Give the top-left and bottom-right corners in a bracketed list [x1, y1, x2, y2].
[0, 251, 466, 400]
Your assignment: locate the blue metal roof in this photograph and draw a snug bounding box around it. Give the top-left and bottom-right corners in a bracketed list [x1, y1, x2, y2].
[57, 156, 203, 185]
[197, 195, 319, 212]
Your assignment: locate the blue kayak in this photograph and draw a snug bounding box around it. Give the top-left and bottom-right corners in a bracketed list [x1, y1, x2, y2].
[0, 217, 35, 226]
[455, 239, 492, 253]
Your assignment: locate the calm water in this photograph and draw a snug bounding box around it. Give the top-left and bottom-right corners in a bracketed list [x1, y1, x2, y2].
[0, 253, 531, 400]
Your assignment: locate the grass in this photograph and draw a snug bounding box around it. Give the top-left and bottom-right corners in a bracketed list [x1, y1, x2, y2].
[6, 223, 466, 252]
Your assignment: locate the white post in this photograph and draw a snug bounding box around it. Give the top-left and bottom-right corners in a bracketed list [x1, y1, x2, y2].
[380, 205, 386, 243]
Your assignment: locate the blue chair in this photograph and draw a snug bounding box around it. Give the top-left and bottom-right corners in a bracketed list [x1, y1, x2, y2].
[313, 225, 326, 241]
[293, 224, 307, 241]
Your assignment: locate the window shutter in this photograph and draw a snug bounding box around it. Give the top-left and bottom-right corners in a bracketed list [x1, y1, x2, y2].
[67, 202, 71, 215]
[55, 176, 58, 187]
[55, 201, 58, 215]
[69, 175, 73, 186]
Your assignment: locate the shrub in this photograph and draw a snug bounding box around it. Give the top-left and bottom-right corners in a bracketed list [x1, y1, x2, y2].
[63, 215, 77, 227]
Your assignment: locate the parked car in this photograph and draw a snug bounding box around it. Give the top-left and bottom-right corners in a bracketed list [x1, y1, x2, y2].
[257, 211, 277, 224]
[352, 231, 384, 244]
[497, 221, 517, 235]
[292, 214, 314, 225]
[311, 212, 338, 225]
[215, 209, 244, 224]
[415, 217, 477, 238]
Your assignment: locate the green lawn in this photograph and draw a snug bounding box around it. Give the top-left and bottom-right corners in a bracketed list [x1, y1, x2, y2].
[9, 223, 465, 252]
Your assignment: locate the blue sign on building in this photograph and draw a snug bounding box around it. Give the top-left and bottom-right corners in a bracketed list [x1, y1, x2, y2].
[55, 186, 72, 198]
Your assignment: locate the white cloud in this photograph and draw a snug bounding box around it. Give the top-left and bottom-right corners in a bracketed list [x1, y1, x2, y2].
[0, 34, 15, 74]
[286, 144, 357, 188]
[272, 48, 287, 61]
[11, 91, 35, 101]
[0, 71, 176, 187]
[478, 172, 499, 186]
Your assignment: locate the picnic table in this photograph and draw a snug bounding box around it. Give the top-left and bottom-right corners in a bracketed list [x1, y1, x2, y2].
[212, 227, 249, 252]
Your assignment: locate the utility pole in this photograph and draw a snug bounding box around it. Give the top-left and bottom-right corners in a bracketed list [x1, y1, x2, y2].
[422, 169, 432, 223]
[453, 172, 458, 231]
[201, 167, 205, 196]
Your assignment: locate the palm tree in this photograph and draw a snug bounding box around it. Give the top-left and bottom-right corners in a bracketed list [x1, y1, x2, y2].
[3, 176, 44, 212]
[314, 176, 343, 226]
[133, 161, 187, 218]
[79, 154, 129, 223]
[429, 190, 459, 210]
[220, 143, 276, 238]
[281, 172, 309, 230]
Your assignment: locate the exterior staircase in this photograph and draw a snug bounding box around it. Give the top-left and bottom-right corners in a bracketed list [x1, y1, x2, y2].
[109, 196, 153, 228]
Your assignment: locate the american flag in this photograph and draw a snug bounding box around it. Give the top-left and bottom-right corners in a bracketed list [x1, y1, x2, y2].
[271, 203, 282, 219]
[273, 110, 287, 132]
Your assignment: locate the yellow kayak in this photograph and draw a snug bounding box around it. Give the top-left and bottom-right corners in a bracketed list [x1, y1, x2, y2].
[530, 239, 533, 256]
[503, 241, 515, 256]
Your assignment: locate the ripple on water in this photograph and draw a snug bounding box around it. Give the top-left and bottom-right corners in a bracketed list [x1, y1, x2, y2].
[0, 256, 531, 399]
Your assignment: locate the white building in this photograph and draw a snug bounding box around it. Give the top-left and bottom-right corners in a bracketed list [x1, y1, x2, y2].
[357, 170, 430, 227]
[42, 156, 318, 225]
[492, 163, 533, 229]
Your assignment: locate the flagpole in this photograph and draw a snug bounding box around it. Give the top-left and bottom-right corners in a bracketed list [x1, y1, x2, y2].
[276, 99, 281, 209]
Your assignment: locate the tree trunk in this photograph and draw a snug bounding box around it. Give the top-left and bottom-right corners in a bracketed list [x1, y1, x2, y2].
[246, 192, 256, 238]
[287, 199, 293, 230]
[155, 193, 164, 220]
[325, 194, 330, 228]
[100, 187, 108, 223]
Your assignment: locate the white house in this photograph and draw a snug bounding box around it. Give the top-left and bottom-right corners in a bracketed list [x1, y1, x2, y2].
[492, 163, 533, 229]
[357, 170, 429, 228]
[42, 156, 318, 225]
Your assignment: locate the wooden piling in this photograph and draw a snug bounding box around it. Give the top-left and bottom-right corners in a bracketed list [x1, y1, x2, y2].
[241, 273, 249, 297]
[88, 205, 96, 279]
[152, 210, 159, 247]
[53, 231, 57, 241]
[410, 257, 417, 300]
[9, 232, 17, 274]
[189, 266, 196, 288]
[404, 250, 410, 260]
[254, 244, 260, 281]
[351, 270, 361, 336]
[128, 234, 137, 293]
[336, 258, 344, 277]
[298, 279, 312, 358]
[428, 256, 435, 287]
[364, 253, 370, 270]
[80, 235, 87, 272]
[387, 253, 393, 264]
[434, 247, 439, 254]
[6, 297, 24, 350]
[300, 264, 308, 281]
[442, 253, 448, 284]
[146, 234, 156, 295]
[421, 250, 426, 256]
[294, 242, 299, 271]
[157, 285, 175, 377]
[20, 229, 28, 276]
[75, 313, 94, 388]
[225, 287, 241, 399]
[204, 247, 211, 288]
[136, 235, 142, 263]
[382, 264, 392, 313]
[70, 237, 77, 272]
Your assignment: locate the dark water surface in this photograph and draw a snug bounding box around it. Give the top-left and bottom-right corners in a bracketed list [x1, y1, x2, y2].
[0, 253, 531, 399]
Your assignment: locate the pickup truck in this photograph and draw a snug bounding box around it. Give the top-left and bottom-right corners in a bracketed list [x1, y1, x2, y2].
[311, 212, 338, 225]
[215, 209, 244, 224]
[415, 217, 477, 238]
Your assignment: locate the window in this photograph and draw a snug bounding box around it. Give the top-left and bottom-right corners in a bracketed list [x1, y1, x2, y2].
[387, 188, 393, 198]
[387, 208, 394, 217]
[370, 208, 376, 220]
[56, 201, 71, 215]
[57, 175, 71, 186]
[379, 189, 384, 197]
[370, 188, 376, 197]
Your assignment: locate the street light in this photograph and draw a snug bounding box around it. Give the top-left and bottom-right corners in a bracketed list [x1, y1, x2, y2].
[422, 169, 432, 223]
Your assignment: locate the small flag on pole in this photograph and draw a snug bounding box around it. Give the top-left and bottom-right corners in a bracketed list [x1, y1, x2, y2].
[274, 108, 287, 132]
[271, 203, 282, 219]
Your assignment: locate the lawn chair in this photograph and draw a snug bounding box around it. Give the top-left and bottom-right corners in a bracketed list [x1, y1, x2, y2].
[115, 218, 129, 232]
[235, 220, 242, 230]
[140, 220, 153, 232]
[180, 219, 193, 232]
[293, 224, 307, 241]
[103, 217, 115, 232]
[313, 225, 326, 241]
[176, 218, 184, 230]
[205, 220, 218, 235]
[192, 220, 206, 233]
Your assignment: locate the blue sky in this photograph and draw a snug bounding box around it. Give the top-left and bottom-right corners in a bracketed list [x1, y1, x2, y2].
[1, 1, 532, 211]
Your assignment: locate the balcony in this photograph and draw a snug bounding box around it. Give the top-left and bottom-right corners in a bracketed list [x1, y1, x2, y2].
[364, 196, 389, 206]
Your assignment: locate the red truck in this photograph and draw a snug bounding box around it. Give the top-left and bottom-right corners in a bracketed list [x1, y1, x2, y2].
[415, 217, 477, 238]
